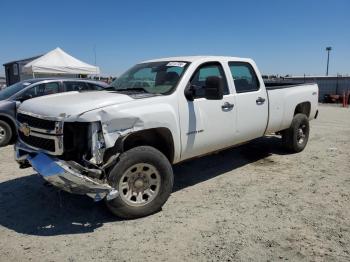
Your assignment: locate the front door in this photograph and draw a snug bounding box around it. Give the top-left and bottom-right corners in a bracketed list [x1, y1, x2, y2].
[179, 62, 237, 160]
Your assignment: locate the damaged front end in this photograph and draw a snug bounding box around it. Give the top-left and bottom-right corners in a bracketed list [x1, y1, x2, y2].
[15, 111, 119, 201]
[15, 142, 118, 201]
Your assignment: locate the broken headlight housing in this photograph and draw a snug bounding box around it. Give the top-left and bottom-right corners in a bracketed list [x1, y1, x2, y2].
[89, 122, 106, 165]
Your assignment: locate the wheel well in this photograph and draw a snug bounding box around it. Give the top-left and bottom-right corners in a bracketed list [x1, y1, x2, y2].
[0, 115, 16, 142]
[294, 102, 311, 117]
[122, 128, 175, 163]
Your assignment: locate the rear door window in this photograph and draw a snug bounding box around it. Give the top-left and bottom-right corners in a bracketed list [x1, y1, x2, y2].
[229, 62, 260, 93]
[64, 81, 89, 91]
[86, 83, 105, 90]
[40, 82, 60, 95]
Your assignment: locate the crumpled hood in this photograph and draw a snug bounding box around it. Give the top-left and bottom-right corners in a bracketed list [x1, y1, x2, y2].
[19, 91, 134, 118]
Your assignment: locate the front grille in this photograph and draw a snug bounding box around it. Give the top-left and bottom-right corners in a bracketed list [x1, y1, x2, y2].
[17, 113, 56, 130]
[19, 132, 55, 152]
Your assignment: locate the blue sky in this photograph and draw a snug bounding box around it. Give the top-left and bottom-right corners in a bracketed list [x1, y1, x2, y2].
[0, 0, 349, 77]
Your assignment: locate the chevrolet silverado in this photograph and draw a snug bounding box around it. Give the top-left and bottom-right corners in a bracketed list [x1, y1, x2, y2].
[14, 56, 318, 218]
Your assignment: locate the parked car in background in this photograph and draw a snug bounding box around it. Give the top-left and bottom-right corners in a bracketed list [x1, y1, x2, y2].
[0, 78, 109, 147]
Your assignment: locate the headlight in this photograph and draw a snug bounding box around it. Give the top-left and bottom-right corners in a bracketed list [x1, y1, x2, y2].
[90, 122, 106, 165]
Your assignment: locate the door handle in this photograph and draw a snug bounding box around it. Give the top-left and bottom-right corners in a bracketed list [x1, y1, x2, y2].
[221, 102, 234, 110]
[256, 97, 266, 105]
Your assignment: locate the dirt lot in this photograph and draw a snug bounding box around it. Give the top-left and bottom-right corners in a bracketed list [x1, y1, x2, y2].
[0, 105, 349, 262]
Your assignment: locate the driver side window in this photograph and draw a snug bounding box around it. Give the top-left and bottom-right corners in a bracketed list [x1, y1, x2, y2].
[21, 86, 37, 97]
[190, 63, 229, 99]
[21, 82, 60, 98]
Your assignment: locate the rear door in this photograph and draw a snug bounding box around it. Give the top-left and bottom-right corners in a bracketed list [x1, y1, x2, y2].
[228, 62, 268, 142]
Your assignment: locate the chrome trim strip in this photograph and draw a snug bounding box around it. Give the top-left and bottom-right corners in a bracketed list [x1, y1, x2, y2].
[18, 131, 64, 155]
[16, 121, 63, 135]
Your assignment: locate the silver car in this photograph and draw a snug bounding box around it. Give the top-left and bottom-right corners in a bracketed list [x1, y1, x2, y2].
[0, 78, 109, 147]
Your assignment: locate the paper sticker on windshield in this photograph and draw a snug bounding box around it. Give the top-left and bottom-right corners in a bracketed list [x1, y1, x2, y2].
[166, 62, 187, 67]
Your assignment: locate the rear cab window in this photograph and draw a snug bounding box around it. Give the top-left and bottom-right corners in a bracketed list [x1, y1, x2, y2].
[229, 62, 260, 93]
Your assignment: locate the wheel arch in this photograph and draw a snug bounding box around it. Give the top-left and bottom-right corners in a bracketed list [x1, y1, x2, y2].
[105, 127, 175, 164]
[123, 128, 175, 163]
[294, 101, 311, 117]
[0, 114, 17, 143]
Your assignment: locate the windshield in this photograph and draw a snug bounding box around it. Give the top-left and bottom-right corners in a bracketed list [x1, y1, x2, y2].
[0, 81, 34, 100]
[110, 61, 189, 94]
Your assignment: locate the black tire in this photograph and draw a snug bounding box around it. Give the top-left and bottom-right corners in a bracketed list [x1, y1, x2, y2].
[282, 113, 310, 153]
[106, 146, 173, 219]
[0, 120, 12, 147]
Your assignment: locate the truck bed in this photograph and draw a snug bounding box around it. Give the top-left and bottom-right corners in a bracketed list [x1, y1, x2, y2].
[265, 82, 318, 134]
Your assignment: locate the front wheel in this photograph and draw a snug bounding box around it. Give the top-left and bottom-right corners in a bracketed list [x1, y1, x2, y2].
[106, 146, 174, 219]
[0, 120, 12, 147]
[282, 113, 310, 153]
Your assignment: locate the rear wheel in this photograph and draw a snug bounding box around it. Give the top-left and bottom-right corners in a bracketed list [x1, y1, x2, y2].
[0, 120, 12, 147]
[106, 146, 173, 219]
[282, 113, 310, 153]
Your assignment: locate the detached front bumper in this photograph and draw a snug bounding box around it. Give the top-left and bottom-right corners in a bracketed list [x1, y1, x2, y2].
[15, 143, 118, 202]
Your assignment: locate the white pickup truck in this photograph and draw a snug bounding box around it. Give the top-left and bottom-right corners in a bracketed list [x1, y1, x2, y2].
[15, 56, 318, 218]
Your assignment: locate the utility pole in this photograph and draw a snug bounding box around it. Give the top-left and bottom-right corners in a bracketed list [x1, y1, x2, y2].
[93, 45, 98, 78]
[326, 46, 332, 76]
[93, 44, 97, 66]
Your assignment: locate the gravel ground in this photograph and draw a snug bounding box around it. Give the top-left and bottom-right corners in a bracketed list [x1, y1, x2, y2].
[0, 105, 349, 262]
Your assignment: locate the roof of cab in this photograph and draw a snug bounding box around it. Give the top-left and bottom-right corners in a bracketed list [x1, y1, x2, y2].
[141, 56, 252, 63]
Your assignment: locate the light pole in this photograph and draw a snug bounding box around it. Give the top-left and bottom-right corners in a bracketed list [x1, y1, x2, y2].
[326, 46, 332, 76]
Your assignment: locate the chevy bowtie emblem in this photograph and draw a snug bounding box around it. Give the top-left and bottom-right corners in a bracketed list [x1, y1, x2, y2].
[19, 123, 31, 137]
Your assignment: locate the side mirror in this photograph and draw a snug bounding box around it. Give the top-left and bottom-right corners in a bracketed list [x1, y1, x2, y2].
[204, 76, 224, 100]
[184, 84, 195, 101]
[17, 94, 32, 102]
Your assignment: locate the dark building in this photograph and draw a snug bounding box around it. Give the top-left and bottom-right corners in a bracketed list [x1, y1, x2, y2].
[3, 55, 42, 86]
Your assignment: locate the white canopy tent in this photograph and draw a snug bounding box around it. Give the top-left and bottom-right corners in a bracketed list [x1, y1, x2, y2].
[23, 47, 100, 77]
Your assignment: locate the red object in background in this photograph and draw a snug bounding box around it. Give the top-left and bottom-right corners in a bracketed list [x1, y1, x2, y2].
[342, 91, 350, 108]
[324, 94, 340, 103]
[324, 92, 350, 107]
